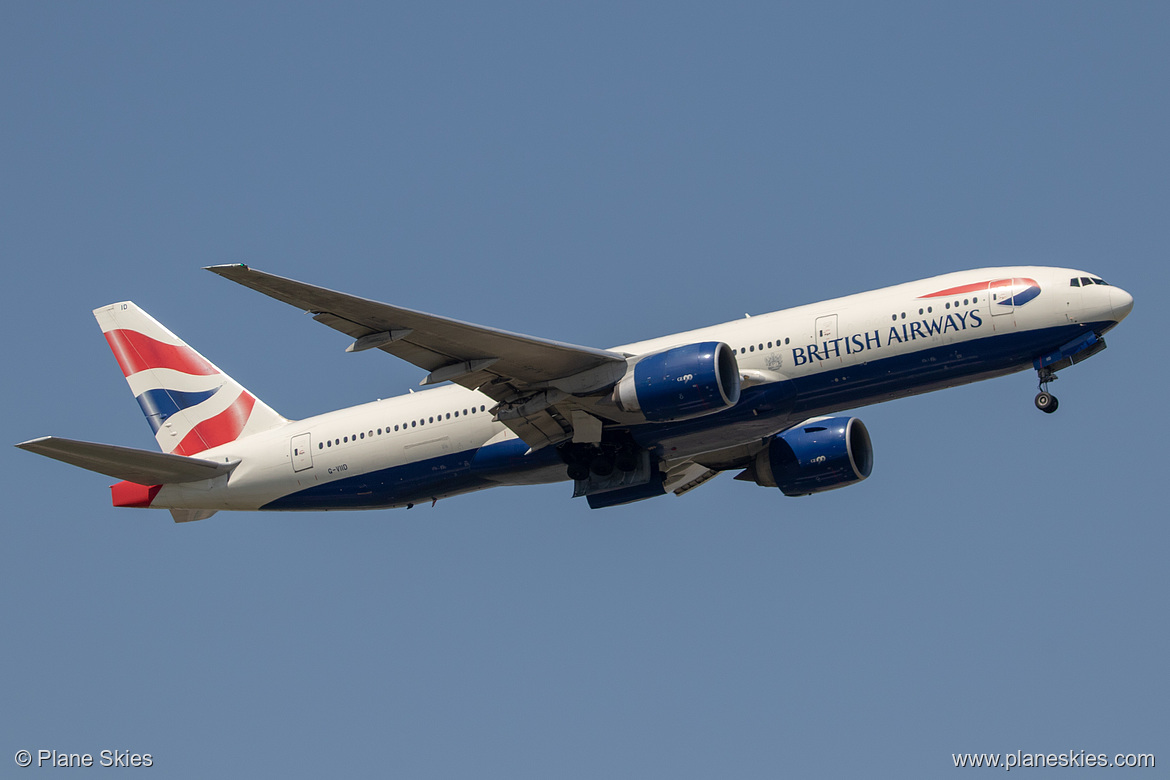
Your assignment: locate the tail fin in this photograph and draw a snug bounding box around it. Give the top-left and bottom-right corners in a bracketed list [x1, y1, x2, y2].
[94, 302, 287, 455]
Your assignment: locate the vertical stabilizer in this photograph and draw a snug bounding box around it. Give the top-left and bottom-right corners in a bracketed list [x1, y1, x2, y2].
[94, 302, 287, 455]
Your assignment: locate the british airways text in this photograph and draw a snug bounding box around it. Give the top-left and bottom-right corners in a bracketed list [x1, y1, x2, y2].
[792, 310, 983, 367]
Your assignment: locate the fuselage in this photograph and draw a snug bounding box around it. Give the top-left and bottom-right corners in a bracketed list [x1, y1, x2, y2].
[149, 266, 1133, 512]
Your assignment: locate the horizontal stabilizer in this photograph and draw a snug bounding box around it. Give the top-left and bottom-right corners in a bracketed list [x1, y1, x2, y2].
[15, 436, 237, 485]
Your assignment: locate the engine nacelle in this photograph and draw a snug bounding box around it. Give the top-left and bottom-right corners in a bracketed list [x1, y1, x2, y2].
[747, 416, 873, 496]
[614, 341, 740, 422]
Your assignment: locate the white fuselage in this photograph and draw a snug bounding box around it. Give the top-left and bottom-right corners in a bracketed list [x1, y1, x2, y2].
[150, 266, 1131, 511]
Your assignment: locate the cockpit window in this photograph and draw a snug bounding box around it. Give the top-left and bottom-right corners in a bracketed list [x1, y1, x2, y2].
[1080, 277, 1093, 286]
[1091, 277, 1108, 285]
[1070, 278, 1080, 287]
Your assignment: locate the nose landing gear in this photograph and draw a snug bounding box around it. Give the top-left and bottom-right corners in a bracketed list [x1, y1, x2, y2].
[1034, 368, 1059, 414]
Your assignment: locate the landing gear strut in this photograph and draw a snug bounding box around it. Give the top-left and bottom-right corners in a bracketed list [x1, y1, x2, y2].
[1034, 368, 1059, 414]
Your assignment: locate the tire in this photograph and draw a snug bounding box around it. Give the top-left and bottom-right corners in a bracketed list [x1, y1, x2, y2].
[1035, 392, 1058, 413]
[567, 462, 590, 481]
[614, 449, 639, 472]
[589, 454, 614, 477]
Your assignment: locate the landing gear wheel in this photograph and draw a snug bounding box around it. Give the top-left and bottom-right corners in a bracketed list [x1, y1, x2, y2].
[614, 448, 639, 473]
[589, 454, 614, 477]
[566, 462, 590, 481]
[1034, 391, 1059, 414]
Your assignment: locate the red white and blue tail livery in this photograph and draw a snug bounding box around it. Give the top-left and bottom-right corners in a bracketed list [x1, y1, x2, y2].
[18, 265, 1134, 520]
[94, 302, 286, 455]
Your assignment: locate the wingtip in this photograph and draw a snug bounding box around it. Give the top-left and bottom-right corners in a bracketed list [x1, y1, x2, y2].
[15, 436, 52, 450]
[204, 263, 251, 276]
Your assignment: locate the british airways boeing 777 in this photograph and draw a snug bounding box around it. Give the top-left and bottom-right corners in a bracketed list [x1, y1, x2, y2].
[17, 265, 1133, 521]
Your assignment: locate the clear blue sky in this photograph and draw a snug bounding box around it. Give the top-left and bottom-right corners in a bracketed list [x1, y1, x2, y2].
[3, 3, 1166, 777]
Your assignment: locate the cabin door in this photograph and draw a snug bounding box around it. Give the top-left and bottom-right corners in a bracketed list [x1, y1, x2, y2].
[988, 279, 1014, 316]
[291, 433, 314, 472]
[814, 314, 839, 363]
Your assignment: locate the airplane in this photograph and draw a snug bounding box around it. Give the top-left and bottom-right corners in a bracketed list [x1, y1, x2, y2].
[16, 265, 1133, 521]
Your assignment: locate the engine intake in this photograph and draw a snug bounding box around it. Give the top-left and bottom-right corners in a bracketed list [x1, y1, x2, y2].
[614, 342, 740, 422]
[746, 416, 873, 496]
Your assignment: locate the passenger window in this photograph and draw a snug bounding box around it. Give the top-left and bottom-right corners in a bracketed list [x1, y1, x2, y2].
[327, 441, 332, 448]
[945, 302, 950, 309]
[963, 299, 969, 305]
[360, 433, 365, 439]
[767, 341, 772, 348]
[343, 436, 348, 443]
[758, 343, 763, 350]
[972, 296, 978, 303]
[428, 417, 433, 423]
[481, 405, 485, 412]
[749, 345, 754, 352]
[318, 442, 323, 449]
[411, 421, 416, 428]
[446, 413, 451, 419]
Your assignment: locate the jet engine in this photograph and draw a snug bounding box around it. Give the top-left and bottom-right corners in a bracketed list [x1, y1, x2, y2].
[741, 416, 873, 496]
[613, 341, 740, 422]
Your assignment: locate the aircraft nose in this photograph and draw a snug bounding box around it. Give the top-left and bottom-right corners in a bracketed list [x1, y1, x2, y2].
[1110, 286, 1134, 322]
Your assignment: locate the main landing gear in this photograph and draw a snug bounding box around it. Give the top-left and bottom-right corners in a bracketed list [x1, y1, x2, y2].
[560, 442, 640, 481]
[1034, 367, 1059, 414]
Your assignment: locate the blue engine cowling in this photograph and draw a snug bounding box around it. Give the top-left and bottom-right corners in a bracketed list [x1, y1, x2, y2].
[747, 417, 874, 496]
[614, 341, 741, 422]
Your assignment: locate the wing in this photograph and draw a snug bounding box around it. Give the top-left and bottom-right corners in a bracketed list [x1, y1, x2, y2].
[16, 436, 237, 485]
[207, 265, 630, 449]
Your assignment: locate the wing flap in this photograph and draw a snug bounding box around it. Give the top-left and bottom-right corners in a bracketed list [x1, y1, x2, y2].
[663, 462, 721, 496]
[16, 436, 236, 485]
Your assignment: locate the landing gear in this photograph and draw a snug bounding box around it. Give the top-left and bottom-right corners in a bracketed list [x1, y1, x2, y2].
[589, 452, 614, 477]
[1034, 391, 1059, 414]
[559, 439, 641, 481]
[1035, 367, 1059, 414]
[613, 445, 639, 473]
[566, 461, 590, 481]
